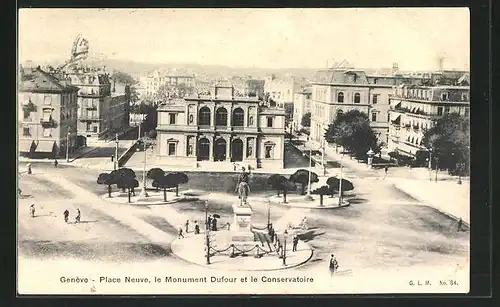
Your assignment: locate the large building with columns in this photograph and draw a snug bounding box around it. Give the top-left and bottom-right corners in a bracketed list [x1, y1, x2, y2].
[156, 84, 286, 170]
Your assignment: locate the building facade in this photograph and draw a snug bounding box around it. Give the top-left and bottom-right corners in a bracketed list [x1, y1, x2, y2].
[145, 70, 196, 99]
[264, 76, 300, 108]
[309, 69, 394, 145]
[18, 66, 79, 157]
[156, 84, 286, 170]
[292, 88, 312, 131]
[54, 66, 130, 140]
[387, 85, 470, 159]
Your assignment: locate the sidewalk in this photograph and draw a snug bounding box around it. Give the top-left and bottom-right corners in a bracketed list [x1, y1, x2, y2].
[37, 172, 175, 245]
[388, 178, 470, 224]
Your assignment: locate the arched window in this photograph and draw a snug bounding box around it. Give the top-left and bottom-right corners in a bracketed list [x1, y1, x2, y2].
[198, 107, 211, 126]
[337, 92, 344, 103]
[232, 107, 244, 127]
[354, 93, 361, 103]
[215, 107, 228, 126]
[197, 138, 210, 161]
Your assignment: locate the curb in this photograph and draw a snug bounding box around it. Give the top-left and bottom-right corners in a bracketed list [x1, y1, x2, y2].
[268, 196, 351, 209]
[99, 193, 187, 205]
[391, 183, 470, 227]
[170, 236, 314, 272]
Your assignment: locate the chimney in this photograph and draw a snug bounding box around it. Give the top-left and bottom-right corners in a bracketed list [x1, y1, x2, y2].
[392, 62, 399, 76]
[437, 57, 444, 71]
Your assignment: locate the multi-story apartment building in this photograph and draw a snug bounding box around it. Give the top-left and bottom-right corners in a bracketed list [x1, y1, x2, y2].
[264, 76, 300, 108]
[53, 66, 130, 140]
[387, 85, 470, 160]
[309, 68, 395, 145]
[229, 77, 266, 99]
[156, 84, 286, 170]
[292, 87, 312, 131]
[18, 66, 79, 157]
[145, 70, 196, 99]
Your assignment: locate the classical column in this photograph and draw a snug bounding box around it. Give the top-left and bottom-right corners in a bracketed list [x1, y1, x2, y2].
[209, 135, 214, 161]
[227, 105, 232, 127]
[226, 135, 232, 162]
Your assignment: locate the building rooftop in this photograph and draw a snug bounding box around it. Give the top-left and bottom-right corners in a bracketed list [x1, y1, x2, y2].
[260, 106, 286, 115]
[19, 67, 79, 93]
[313, 68, 369, 85]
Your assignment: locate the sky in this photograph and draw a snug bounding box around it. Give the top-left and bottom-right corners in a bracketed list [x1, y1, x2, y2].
[18, 8, 470, 71]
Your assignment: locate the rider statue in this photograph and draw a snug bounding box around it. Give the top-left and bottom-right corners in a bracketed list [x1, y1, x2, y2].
[235, 167, 251, 206]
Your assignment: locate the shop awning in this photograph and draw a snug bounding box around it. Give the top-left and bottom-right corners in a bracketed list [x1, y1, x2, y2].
[18, 139, 35, 152]
[390, 112, 401, 122]
[35, 141, 55, 153]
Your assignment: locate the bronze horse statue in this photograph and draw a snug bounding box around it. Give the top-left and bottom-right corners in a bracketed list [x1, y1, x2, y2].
[235, 168, 251, 206]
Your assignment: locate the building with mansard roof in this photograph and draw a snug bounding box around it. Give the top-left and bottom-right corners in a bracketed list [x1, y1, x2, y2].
[155, 84, 286, 170]
[18, 66, 79, 157]
[387, 84, 470, 162]
[53, 65, 131, 140]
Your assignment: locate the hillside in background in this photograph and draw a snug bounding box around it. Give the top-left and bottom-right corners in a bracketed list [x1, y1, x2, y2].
[21, 58, 321, 81]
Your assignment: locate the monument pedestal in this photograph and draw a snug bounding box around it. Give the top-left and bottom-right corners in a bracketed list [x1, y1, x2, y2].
[216, 203, 256, 251]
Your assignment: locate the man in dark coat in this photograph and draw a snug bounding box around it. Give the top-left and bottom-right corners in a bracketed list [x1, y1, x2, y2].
[211, 217, 217, 231]
[63, 209, 70, 223]
[207, 215, 212, 230]
[292, 235, 299, 252]
[329, 254, 339, 276]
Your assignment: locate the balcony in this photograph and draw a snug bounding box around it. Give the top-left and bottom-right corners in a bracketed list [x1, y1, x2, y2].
[79, 115, 101, 121]
[215, 125, 228, 131]
[233, 126, 245, 131]
[198, 125, 211, 130]
[40, 117, 57, 128]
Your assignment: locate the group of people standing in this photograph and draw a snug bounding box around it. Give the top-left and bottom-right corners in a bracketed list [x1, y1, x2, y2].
[28, 204, 81, 224]
[63, 208, 81, 223]
[177, 216, 224, 239]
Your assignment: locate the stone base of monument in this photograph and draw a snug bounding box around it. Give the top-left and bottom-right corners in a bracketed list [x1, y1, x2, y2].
[214, 202, 259, 255]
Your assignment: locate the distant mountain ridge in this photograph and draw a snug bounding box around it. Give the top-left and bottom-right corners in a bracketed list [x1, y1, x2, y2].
[20, 58, 323, 80]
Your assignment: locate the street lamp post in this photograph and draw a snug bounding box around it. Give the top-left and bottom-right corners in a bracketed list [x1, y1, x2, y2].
[66, 127, 71, 162]
[267, 200, 272, 230]
[307, 148, 312, 196]
[435, 157, 439, 182]
[427, 148, 433, 181]
[205, 201, 211, 265]
[338, 153, 344, 206]
[138, 139, 149, 198]
[321, 139, 326, 176]
[114, 133, 119, 170]
[282, 230, 288, 266]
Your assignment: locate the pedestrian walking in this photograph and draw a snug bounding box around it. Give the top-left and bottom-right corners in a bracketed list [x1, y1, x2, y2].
[75, 209, 81, 223]
[185, 220, 190, 233]
[178, 227, 184, 239]
[211, 217, 217, 231]
[29, 204, 35, 218]
[194, 221, 200, 235]
[207, 215, 212, 230]
[54, 159, 58, 168]
[292, 235, 299, 252]
[63, 209, 69, 223]
[226, 222, 231, 231]
[27, 163, 32, 175]
[457, 218, 463, 232]
[383, 165, 388, 180]
[329, 254, 339, 276]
